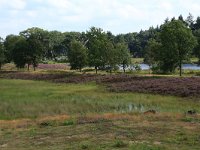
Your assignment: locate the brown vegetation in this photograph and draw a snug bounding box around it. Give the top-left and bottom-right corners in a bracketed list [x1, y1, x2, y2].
[1, 72, 200, 97]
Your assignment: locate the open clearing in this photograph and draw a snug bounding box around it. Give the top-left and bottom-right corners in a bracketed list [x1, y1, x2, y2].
[0, 73, 200, 149]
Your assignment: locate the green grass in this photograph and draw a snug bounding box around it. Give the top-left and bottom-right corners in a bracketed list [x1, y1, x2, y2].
[0, 79, 200, 149]
[0, 79, 200, 120]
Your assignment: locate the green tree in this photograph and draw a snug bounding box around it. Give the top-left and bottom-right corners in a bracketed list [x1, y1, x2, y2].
[104, 41, 116, 73]
[45, 31, 65, 60]
[0, 37, 5, 70]
[186, 13, 194, 29]
[178, 15, 188, 26]
[4, 34, 20, 62]
[68, 40, 87, 72]
[193, 17, 200, 30]
[12, 36, 29, 69]
[114, 34, 125, 44]
[193, 29, 200, 64]
[144, 39, 161, 73]
[160, 20, 197, 76]
[86, 27, 113, 74]
[20, 27, 48, 71]
[115, 43, 131, 73]
[62, 32, 83, 55]
[107, 31, 115, 43]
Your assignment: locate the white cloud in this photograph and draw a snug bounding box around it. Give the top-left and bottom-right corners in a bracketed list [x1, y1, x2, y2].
[47, 0, 72, 9]
[0, 0, 200, 38]
[9, 0, 27, 10]
[0, 0, 6, 6]
[0, 0, 26, 9]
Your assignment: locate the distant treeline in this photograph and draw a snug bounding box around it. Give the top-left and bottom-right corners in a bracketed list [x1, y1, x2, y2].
[0, 14, 200, 75]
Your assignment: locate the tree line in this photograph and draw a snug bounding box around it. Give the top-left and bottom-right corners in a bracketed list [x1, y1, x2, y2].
[0, 14, 200, 75]
[0, 27, 131, 73]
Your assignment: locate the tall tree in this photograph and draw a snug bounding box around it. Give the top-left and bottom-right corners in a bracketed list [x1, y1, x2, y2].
[62, 32, 83, 55]
[12, 36, 29, 69]
[107, 31, 115, 43]
[45, 31, 65, 60]
[186, 13, 194, 29]
[193, 29, 200, 64]
[114, 34, 125, 44]
[144, 39, 161, 73]
[20, 27, 48, 70]
[115, 43, 131, 73]
[86, 27, 113, 74]
[68, 40, 87, 72]
[193, 17, 200, 30]
[104, 41, 116, 73]
[0, 37, 5, 70]
[4, 34, 20, 62]
[159, 20, 197, 76]
[178, 15, 187, 26]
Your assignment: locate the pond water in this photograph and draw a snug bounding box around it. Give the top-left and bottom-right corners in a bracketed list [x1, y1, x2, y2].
[119, 64, 200, 71]
[182, 64, 200, 70]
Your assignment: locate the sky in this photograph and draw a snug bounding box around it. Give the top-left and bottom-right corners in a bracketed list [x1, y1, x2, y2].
[0, 0, 200, 38]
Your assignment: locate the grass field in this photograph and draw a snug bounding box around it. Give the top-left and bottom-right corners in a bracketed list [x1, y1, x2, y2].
[0, 79, 200, 120]
[0, 78, 200, 149]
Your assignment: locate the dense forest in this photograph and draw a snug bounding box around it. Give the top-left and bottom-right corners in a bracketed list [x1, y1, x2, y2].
[0, 14, 200, 75]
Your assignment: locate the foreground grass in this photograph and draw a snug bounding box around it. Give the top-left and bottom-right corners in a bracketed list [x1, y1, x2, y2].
[0, 79, 200, 149]
[0, 79, 200, 120]
[1, 113, 200, 150]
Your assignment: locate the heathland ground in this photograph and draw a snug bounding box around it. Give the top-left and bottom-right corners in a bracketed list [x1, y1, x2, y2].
[0, 64, 200, 150]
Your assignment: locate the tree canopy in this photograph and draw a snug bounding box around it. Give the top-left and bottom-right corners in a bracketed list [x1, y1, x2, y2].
[20, 27, 48, 70]
[144, 19, 197, 76]
[68, 40, 88, 72]
[160, 20, 196, 76]
[86, 27, 113, 73]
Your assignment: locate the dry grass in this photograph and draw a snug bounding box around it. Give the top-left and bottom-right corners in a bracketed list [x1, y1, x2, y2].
[1, 113, 200, 150]
[0, 115, 70, 129]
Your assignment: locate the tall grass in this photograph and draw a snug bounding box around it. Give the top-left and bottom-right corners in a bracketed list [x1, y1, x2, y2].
[0, 79, 199, 120]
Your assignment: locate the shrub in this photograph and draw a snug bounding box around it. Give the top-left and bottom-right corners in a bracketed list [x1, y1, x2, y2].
[62, 120, 74, 126]
[113, 140, 128, 148]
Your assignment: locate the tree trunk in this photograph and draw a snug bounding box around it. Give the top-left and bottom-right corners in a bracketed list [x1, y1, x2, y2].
[95, 66, 98, 74]
[0, 63, 2, 70]
[123, 63, 126, 73]
[179, 59, 182, 77]
[33, 57, 37, 71]
[27, 64, 30, 71]
[149, 65, 151, 74]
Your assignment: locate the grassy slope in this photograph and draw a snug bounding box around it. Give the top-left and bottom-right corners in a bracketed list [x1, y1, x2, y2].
[0, 79, 200, 150]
